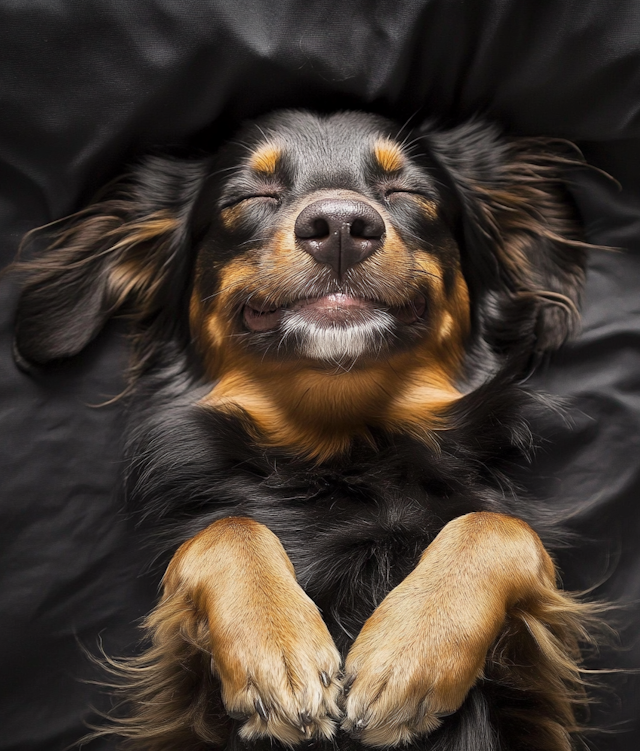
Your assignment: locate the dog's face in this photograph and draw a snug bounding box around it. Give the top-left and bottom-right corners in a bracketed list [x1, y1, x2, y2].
[14, 110, 587, 459]
[190, 111, 469, 375]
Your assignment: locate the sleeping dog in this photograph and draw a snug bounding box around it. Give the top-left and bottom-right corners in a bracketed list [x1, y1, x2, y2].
[14, 110, 599, 751]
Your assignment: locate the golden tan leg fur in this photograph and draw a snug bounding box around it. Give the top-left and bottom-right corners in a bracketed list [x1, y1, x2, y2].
[342, 512, 595, 748]
[101, 517, 342, 749]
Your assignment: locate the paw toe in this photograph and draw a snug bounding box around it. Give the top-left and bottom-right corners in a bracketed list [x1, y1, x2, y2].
[232, 669, 342, 745]
[342, 675, 450, 747]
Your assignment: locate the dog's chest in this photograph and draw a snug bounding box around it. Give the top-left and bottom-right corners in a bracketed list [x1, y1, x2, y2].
[240, 453, 485, 652]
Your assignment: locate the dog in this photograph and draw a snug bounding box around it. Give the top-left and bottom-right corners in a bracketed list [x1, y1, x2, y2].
[13, 110, 600, 751]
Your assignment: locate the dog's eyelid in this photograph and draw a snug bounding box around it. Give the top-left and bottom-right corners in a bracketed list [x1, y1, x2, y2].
[219, 194, 281, 209]
[384, 188, 429, 200]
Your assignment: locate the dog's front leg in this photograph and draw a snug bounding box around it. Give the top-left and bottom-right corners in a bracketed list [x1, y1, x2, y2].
[342, 512, 588, 748]
[121, 517, 341, 748]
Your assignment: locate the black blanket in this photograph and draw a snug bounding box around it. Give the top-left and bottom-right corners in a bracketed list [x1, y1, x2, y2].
[1, 2, 639, 748]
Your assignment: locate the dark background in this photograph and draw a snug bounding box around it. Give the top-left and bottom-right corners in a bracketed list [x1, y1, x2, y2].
[1, 2, 639, 749]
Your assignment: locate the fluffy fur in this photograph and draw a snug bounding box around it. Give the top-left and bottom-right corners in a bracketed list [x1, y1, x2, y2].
[13, 110, 602, 751]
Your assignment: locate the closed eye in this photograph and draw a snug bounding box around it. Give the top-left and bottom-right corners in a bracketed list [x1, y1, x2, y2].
[221, 194, 281, 209]
[384, 189, 427, 200]
[383, 190, 439, 219]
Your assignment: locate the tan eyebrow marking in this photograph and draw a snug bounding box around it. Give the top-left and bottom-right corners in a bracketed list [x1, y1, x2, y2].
[249, 145, 282, 175]
[373, 139, 405, 173]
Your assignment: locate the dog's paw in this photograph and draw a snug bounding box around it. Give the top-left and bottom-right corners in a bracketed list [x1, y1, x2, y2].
[341, 588, 491, 746]
[215, 600, 342, 745]
[341, 512, 573, 747]
[170, 517, 342, 745]
[340, 513, 546, 747]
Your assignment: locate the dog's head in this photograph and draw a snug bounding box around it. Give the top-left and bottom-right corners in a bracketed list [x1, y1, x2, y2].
[189, 111, 469, 367]
[14, 110, 587, 459]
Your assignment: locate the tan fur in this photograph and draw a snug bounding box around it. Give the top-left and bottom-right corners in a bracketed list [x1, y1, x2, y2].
[170, 518, 342, 744]
[92, 591, 229, 750]
[90, 516, 598, 751]
[373, 139, 405, 173]
[413, 194, 439, 219]
[342, 512, 597, 748]
[105, 214, 180, 304]
[197, 327, 469, 462]
[200, 352, 462, 461]
[15, 206, 181, 318]
[219, 202, 245, 231]
[94, 518, 342, 748]
[249, 144, 282, 175]
[466, 141, 595, 349]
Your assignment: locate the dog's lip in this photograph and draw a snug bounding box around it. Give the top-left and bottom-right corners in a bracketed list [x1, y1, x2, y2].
[292, 294, 376, 314]
[242, 293, 426, 332]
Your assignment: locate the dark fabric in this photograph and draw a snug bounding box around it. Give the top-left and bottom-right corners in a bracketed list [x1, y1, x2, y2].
[1, 1, 639, 748]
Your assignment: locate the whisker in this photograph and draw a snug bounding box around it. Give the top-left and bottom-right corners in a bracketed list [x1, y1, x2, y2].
[237, 236, 273, 247]
[394, 108, 422, 142]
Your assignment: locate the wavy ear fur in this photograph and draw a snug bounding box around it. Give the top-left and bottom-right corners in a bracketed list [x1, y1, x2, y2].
[424, 121, 588, 359]
[13, 156, 210, 366]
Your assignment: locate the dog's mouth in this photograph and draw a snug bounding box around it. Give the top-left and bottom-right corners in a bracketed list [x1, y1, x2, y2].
[242, 293, 427, 333]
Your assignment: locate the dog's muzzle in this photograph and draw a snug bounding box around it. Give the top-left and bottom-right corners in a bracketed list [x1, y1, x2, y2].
[241, 197, 426, 361]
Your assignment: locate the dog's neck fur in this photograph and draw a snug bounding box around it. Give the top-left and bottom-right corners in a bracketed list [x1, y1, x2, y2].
[200, 346, 464, 461]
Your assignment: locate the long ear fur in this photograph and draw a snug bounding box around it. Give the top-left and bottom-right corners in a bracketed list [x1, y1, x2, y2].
[13, 156, 210, 366]
[423, 121, 589, 359]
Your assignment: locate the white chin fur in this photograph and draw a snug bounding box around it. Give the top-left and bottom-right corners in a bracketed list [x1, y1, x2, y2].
[280, 309, 396, 362]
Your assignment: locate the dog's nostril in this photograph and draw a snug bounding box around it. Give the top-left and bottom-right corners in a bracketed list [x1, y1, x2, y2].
[294, 199, 385, 279]
[296, 215, 330, 240]
[350, 216, 383, 240]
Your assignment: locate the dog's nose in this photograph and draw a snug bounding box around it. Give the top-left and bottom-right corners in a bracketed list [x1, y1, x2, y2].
[294, 199, 385, 279]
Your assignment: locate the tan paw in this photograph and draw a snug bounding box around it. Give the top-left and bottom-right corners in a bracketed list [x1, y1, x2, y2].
[215, 602, 342, 746]
[341, 515, 523, 746]
[166, 517, 342, 745]
[341, 595, 488, 746]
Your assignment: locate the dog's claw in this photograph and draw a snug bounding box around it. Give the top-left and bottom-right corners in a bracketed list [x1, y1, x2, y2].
[343, 675, 355, 695]
[254, 696, 269, 721]
[321, 671, 331, 687]
[344, 715, 368, 736]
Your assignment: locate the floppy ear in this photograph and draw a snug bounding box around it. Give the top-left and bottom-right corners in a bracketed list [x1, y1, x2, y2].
[13, 155, 210, 366]
[423, 120, 588, 359]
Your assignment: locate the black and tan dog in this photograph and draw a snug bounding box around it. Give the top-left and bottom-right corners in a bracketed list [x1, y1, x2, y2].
[14, 111, 600, 751]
